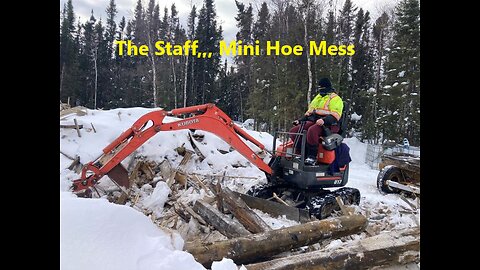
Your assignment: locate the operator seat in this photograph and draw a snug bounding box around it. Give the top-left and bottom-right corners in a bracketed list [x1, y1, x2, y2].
[320, 101, 349, 151]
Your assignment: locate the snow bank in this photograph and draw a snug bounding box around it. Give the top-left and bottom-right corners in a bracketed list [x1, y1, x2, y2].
[60, 193, 205, 270]
[211, 258, 247, 270]
[142, 181, 171, 217]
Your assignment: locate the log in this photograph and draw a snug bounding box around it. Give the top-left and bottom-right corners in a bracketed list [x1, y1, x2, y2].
[60, 124, 84, 129]
[215, 181, 224, 212]
[178, 202, 207, 226]
[244, 227, 420, 270]
[73, 118, 81, 137]
[216, 174, 225, 212]
[60, 151, 75, 161]
[184, 214, 368, 267]
[188, 132, 206, 161]
[221, 187, 271, 233]
[192, 200, 251, 238]
[90, 122, 97, 133]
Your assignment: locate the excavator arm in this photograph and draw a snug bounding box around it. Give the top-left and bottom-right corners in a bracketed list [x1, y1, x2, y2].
[71, 103, 273, 192]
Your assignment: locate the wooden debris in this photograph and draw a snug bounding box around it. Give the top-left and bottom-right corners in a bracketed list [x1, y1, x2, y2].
[188, 132, 206, 161]
[165, 170, 178, 188]
[178, 202, 207, 226]
[177, 150, 194, 172]
[67, 156, 82, 173]
[174, 171, 188, 187]
[60, 124, 84, 129]
[173, 203, 190, 222]
[115, 192, 129, 205]
[244, 227, 420, 270]
[215, 176, 224, 213]
[60, 101, 70, 111]
[175, 144, 186, 156]
[73, 118, 81, 137]
[336, 196, 354, 215]
[188, 174, 212, 196]
[59, 106, 88, 118]
[399, 194, 418, 211]
[90, 123, 97, 133]
[60, 151, 76, 161]
[140, 161, 155, 181]
[129, 161, 143, 185]
[398, 195, 419, 226]
[272, 192, 289, 206]
[184, 214, 368, 267]
[221, 186, 271, 233]
[161, 150, 194, 188]
[192, 200, 251, 238]
[159, 160, 173, 179]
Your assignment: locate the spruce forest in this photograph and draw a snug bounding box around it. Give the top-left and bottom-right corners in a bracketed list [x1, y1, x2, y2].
[59, 0, 420, 146]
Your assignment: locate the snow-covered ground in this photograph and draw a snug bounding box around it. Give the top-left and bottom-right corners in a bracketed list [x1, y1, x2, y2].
[60, 107, 419, 269]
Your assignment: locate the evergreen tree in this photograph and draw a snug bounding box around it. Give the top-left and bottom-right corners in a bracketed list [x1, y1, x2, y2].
[101, 0, 118, 109]
[248, 2, 274, 131]
[322, 9, 336, 76]
[184, 5, 197, 107]
[78, 11, 97, 107]
[93, 19, 108, 108]
[105, 0, 117, 58]
[130, 0, 150, 106]
[233, 0, 253, 121]
[56, 0, 420, 146]
[350, 8, 374, 136]
[363, 11, 390, 143]
[60, 0, 80, 104]
[336, 0, 357, 100]
[193, 0, 223, 105]
[382, 0, 420, 145]
[145, 0, 159, 107]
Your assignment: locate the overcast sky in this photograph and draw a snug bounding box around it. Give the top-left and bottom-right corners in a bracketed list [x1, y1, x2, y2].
[60, 0, 398, 43]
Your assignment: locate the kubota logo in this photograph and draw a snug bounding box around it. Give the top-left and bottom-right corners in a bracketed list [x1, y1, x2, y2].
[177, 119, 200, 127]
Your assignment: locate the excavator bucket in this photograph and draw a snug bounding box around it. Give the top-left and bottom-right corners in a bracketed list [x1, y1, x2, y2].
[234, 191, 311, 223]
[106, 163, 130, 189]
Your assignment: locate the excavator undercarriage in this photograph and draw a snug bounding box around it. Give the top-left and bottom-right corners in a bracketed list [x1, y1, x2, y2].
[71, 103, 360, 220]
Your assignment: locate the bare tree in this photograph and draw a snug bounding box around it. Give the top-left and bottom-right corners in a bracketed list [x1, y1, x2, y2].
[297, 0, 315, 104]
[147, 32, 158, 107]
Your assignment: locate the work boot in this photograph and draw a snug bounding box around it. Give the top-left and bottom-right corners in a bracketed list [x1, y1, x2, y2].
[304, 144, 319, 166]
[304, 157, 316, 166]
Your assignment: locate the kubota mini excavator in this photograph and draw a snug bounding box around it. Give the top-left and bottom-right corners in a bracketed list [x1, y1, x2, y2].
[71, 103, 360, 219]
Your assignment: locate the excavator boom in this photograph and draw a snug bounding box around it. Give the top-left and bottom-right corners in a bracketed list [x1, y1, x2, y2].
[72, 103, 272, 192]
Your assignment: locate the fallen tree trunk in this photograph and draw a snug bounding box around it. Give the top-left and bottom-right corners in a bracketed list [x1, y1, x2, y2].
[184, 214, 367, 267]
[245, 227, 419, 270]
[192, 200, 251, 238]
[221, 187, 271, 233]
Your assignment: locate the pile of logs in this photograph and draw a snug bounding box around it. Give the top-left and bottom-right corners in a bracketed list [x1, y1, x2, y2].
[63, 139, 420, 269]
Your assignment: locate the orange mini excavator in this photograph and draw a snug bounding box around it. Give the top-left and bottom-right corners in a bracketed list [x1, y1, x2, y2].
[71, 103, 359, 219]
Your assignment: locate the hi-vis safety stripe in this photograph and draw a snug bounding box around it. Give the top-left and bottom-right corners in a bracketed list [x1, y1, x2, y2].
[323, 93, 338, 109]
[314, 93, 341, 120]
